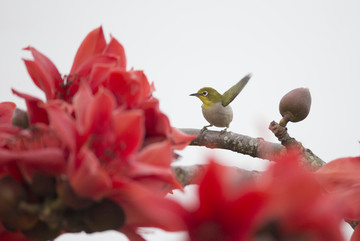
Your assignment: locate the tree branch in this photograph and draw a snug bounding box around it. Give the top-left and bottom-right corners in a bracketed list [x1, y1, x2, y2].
[179, 126, 325, 169]
[173, 164, 261, 186]
[179, 128, 284, 160]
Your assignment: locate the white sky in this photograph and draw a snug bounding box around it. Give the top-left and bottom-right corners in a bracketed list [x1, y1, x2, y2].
[1, 1, 360, 240]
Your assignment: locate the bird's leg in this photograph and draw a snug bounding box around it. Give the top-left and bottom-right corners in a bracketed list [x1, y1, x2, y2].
[201, 124, 213, 133]
[220, 127, 228, 135]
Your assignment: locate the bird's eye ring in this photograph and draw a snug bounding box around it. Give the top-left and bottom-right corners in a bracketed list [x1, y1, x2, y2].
[202, 90, 208, 96]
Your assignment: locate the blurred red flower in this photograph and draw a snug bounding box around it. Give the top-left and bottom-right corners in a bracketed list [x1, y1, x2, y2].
[182, 160, 267, 241]
[182, 152, 345, 241]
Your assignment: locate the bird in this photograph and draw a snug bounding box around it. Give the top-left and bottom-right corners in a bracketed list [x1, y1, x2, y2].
[190, 73, 251, 132]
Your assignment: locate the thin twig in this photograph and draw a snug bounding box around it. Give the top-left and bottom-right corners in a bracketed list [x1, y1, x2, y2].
[268, 121, 325, 169]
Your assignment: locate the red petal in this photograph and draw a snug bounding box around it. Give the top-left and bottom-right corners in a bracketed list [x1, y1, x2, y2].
[0, 102, 16, 125]
[0, 126, 21, 148]
[70, 26, 107, 74]
[113, 110, 144, 157]
[316, 157, 360, 220]
[46, 104, 77, 151]
[351, 224, 360, 241]
[134, 141, 181, 190]
[316, 156, 360, 192]
[23, 47, 61, 100]
[73, 81, 93, 136]
[17, 148, 66, 176]
[121, 227, 147, 241]
[106, 70, 151, 107]
[23, 59, 56, 100]
[170, 127, 196, 150]
[70, 147, 112, 200]
[140, 98, 171, 137]
[132, 141, 181, 190]
[0, 149, 16, 165]
[112, 181, 184, 231]
[12, 89, 49, 124]
[88, 63, 112, 91]
[103, 35, 127, 69]
[85, 88, 116, 135]
[0, 148, 65, 177]
[264, 151, 324, 215]
[198, 161, 227, 208]
[340, 187, 360, 220]
[24, 46, 62, 89]
[184, 160, 268, 241]
[138, 140, 173, 167]
[73, 55, 118, 79]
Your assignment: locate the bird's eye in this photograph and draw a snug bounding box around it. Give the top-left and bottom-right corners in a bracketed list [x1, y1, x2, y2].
[202, 90, 208, 96]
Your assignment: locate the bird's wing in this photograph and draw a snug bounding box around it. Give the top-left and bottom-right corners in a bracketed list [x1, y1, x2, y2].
[221, 73, 252, 106]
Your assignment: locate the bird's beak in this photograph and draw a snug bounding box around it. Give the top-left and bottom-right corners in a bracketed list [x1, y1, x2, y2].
[190, 93, 200, 96]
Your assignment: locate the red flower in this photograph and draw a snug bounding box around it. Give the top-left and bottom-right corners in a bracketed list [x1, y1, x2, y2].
[0, 26, 195, 240]
[45, 81, 189, 199]
[183, 160, 267, 241]
[43, 81, 190, 237]
[256, 151, 344, 241]
[182, 152, 345, 241]
[22, 27, 125, 102]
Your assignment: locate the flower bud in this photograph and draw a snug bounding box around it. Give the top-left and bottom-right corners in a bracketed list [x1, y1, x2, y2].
[56, 178, 94, 210]
[0, 177, 39, 231]
[279, 88, 311, 126]
[29, 174, 56, 198]
[23, 221, 61, 241]
[83, 199, 126, 232]
[0, 177, 26, 218]
[12, 108, 29, 128]
[62, 209, 91, 233]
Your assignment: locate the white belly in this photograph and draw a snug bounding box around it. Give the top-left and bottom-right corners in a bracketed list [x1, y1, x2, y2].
[202, 102, 233, 127]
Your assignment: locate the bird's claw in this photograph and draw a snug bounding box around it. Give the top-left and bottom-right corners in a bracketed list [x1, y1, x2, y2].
[200, 126, 208, 134]
[220, 128, 228, 135]
[200, 125, 212, 134]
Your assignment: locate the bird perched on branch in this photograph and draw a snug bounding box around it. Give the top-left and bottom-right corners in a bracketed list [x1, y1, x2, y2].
[190, 73, 251, 132]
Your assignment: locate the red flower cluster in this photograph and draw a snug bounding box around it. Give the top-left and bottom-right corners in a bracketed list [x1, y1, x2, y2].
[0, 27, 194, 240]
[181, 152, 346, 241]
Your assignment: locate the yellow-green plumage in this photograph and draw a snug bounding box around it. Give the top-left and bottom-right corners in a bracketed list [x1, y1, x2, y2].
[190, 73, 251, 130]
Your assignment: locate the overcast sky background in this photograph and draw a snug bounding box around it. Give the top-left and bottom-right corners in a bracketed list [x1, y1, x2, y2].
[1, 1, 360, 240]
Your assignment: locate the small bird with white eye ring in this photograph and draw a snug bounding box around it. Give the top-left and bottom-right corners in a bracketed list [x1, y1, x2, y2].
[190, 73, 251, 132]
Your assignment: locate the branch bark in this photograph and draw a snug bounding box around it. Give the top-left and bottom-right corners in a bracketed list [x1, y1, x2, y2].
[173, 165, 261, 186]
[179, 128, 284, 160]
[179, 125, 325, 169]
[268, 121, 325, 169]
